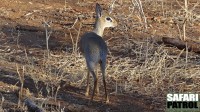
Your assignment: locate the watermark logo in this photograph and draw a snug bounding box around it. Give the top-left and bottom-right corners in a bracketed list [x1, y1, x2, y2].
[167, 93, 199, 111]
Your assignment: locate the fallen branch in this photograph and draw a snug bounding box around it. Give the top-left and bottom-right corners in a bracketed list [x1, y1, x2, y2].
[16, 25, 43, 32]
[162, 37, 200, 54]
[24, 98, 44, 112]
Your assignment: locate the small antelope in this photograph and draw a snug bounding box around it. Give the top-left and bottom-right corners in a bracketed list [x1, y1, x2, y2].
[79, 3, 117, 103]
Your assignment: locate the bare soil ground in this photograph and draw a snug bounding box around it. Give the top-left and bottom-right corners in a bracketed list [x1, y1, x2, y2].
[0, 0, 200, 112]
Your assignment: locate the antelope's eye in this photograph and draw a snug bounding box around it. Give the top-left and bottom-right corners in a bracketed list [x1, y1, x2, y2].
[106, 17, 112, 22]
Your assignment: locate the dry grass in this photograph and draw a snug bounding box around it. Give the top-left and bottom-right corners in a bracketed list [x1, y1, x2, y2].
[0, 0, 200, 111]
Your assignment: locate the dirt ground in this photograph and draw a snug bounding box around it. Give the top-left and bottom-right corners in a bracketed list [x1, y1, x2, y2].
[0, 0, 200, 112]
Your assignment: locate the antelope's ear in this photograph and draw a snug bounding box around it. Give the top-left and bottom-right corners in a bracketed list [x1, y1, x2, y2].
[96, 3, 103, 18]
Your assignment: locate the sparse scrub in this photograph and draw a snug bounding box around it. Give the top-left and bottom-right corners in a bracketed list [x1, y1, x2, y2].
[43, 20, 52, 58]
[0, 94, 4, 112]
[16, 64, 25, 107]
[175, 0, 199, 40]
[107, 36, 200, 102]
[0, 0, 200, 111]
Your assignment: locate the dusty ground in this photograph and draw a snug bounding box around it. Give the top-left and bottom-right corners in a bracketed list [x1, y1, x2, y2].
[0, 0, 200, 112]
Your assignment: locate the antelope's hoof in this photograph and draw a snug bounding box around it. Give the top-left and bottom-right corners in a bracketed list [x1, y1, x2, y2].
[85, 92, 89, 97]
[106, 98, 109, 104]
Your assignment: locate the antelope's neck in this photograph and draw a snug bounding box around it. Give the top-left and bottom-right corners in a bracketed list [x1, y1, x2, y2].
[92, 21, 105, 37]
